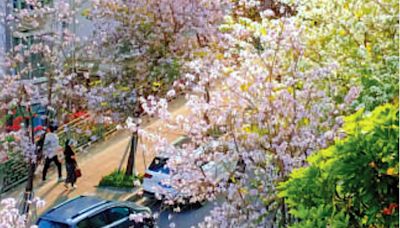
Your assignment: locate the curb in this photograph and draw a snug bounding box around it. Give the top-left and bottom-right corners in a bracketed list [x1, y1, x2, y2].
[121, 187, 143, 202]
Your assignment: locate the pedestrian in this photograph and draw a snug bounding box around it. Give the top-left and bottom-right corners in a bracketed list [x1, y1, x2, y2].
[64, 139, 78, 189]
[42, 123, 63, 182]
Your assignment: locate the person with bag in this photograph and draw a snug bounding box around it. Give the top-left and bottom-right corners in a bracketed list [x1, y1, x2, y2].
[64, 139, 79, 189]
[42, 124, 63, 183]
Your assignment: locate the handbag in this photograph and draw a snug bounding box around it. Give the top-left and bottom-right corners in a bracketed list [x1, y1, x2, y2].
[75, 167, 82, 178]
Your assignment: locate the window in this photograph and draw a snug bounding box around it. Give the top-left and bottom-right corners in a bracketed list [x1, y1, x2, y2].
[13, 0, 53, 9]
[13, 0, 26, 9]
[77, 211, 108, 228]
[148, 157, 170, 174]
[104, 207, 153, 228]
[106, 207, 130, 223]
[12, 35, 46, 79]
[77, 207, 132, 228]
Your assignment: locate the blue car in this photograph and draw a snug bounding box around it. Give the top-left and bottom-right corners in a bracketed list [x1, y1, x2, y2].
[36, 195, 154, 228]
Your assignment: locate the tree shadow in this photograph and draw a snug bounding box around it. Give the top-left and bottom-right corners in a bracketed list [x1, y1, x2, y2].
[45, 189, 70, 210]
[94, 186, 130, 201]
[38, 181, 61, 199]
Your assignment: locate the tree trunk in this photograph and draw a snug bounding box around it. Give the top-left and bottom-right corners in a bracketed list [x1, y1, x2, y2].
[21, 86, 52, 214]
[22, 105, 37, 214]
[125, 131, 138, 176]
[280, 198, 286, 227]
[21, 162, 36, 214]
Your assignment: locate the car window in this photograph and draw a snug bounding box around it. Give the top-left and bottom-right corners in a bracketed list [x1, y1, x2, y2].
[77, 211, 108, 228]
[106, 207, 130, 223]
[37, 219, 69, 228]
[148, 157, 170, 174]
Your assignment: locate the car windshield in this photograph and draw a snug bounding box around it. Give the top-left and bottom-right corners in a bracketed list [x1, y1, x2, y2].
[37, 219, 69, 228]
[148, 157, 170, 174]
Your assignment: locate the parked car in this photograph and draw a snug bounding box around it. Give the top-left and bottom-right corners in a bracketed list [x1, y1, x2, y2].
[142, 138, 239, 200]
[142, 154, 177, 197]
[142, 136, 190, 198]
[36, 195, 154, 228]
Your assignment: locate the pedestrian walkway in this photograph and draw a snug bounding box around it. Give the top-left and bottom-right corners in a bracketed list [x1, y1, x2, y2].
[1, 97, 190, 216]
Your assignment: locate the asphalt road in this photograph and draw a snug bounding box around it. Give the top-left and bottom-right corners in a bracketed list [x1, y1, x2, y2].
[138, 195, 223, 228]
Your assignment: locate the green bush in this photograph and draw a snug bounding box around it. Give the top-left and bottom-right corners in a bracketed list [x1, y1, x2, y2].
[279, 103, 399, 227]
[99, 170, 143, 189]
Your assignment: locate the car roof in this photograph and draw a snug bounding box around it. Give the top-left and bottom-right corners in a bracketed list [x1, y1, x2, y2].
[40, 196, 110, 223]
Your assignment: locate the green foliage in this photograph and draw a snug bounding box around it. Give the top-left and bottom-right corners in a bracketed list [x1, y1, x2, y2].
[99, 170, 142, 189]
[279, 103, 399, 227]
[289, 205, 349, 228]
[148, 58, 181, 94]
[151, 58, 180, 82]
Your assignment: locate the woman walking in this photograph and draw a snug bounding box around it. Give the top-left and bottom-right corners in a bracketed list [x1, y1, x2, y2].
[64, 139, 78, 189]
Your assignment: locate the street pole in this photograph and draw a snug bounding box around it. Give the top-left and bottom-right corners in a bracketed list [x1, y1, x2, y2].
[125, 102, 141, 177]
[125, 131, 138, 176]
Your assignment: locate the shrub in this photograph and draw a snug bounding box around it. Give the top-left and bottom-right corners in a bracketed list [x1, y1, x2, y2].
[279, 103, 399, 227]
[99, 170, 143, 189]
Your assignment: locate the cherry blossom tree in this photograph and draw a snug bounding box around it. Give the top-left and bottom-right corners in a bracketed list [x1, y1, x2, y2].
[85, 0, 228, 176]
[0, 0, 395, 226]
[289, 0, 399, 110]
[139, 0, 398, 225]
[152, 0, 398, 225]
[141, 8, 360, 227]
[0, 0, 89, 215]
[0, 197, 44, 228]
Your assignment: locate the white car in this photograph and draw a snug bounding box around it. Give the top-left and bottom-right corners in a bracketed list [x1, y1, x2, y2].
[142, 155, 177, 197]
[142, 136, 190, 198]
[142, 138, 239, 199]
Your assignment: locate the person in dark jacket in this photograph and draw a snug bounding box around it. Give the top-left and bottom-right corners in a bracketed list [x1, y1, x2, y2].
[64, 139, 78, 189]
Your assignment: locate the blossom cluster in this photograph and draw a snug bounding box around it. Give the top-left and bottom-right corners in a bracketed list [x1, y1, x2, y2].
[0, 197, 44, 228]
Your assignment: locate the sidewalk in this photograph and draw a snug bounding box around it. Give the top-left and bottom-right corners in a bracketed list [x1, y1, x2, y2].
[1, 96, 190, 215]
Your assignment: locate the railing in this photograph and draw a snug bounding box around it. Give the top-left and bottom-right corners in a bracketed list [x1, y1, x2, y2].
[0, 153, 29, 193]
[56, 113, 116, 151]
[0, 92, 185, 193]
[0, 113, 116, 193]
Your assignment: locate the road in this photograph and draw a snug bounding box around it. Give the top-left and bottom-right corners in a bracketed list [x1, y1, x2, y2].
[155, 200, 218, 228]
[135, 194, 223, 228]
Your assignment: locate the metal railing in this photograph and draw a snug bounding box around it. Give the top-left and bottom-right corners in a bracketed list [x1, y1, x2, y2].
[56, 113, 116, 150]
[0, 113, 116, 193]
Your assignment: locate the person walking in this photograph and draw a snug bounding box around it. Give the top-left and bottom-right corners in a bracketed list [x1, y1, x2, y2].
[42, 124, 63, 182]
[64, 139, 78, 189]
